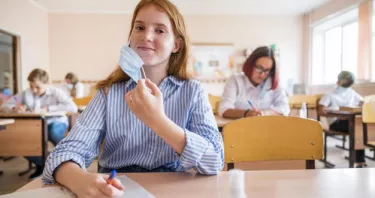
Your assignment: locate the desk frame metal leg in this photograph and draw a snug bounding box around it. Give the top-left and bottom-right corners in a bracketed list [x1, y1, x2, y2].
[348, 116, 355, 168]
[319, 133, 335, 168]
[42, 117, 48, 167]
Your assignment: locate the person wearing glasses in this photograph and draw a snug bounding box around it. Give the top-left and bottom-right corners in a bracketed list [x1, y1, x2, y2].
[218, 46, 290, 119]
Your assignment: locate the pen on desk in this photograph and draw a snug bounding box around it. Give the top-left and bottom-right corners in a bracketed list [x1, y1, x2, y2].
[247, 100, 257, 110]
[107, 170, 117, 185]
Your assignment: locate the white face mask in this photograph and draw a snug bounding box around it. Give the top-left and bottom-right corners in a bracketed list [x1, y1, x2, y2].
[119, 43, 145, 83]
[336, 86, 349, 93]
[67, 84, 73, 89]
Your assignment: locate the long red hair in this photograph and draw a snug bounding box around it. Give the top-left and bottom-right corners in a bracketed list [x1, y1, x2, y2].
[242, 46, 279, 90]
[96, 0, 190, 89]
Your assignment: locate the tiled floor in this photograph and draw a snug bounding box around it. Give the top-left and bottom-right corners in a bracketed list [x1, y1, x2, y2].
[0, 136, 374, 195]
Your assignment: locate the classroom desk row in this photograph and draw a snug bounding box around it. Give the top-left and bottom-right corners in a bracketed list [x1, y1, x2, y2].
[1, 108, 374, 172]
[17, 168, 375, 198]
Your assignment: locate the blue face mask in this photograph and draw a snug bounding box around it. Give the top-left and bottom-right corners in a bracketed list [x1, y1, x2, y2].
[336, 86, 349, 93]
[119, 44, 144, 83]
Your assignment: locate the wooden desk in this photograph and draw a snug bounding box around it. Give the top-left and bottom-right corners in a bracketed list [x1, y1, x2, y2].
[326, 110, 362, 168]
[0, 118, 14, 176]
[0, 112, 66, 167]
[17, 168, 375, 198]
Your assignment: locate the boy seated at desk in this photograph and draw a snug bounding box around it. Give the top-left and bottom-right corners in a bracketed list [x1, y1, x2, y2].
[318, 70, 365, 168]
[1, 68, 78, 178]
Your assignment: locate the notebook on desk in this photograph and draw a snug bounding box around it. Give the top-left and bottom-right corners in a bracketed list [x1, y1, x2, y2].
[0, 175, 155, 198]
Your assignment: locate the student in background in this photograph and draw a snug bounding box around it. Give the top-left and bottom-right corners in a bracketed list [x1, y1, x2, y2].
[64, 72, 84, 98]
[318, 71, 365, 168]
[43, 0, 223, 197]
[2, 68, 78, 178]
[219, 46, 290, 119]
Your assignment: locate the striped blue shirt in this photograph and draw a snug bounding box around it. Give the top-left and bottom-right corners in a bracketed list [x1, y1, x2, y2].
[43, 76, 224, 184]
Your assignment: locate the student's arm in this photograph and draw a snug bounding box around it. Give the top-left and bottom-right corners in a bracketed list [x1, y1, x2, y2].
[43, 90, 124, 197]
[126, 80, 223, 175]
[318, 94, 337, 117]
[218, 75, 260, 118]
[178, 87, 224, 174]
[75, 82, 85, 98]
[267, 88, 290, 116]
[48, 89, 78, 113]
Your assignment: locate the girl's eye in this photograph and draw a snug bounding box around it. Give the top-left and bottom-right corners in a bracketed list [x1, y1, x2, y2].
[135, 25, 144, 31]
[156, 29, 166, 34]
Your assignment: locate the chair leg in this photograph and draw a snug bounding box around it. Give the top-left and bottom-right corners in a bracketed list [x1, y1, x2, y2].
[18, 161, 35, 176]
[319, 133, 335, 168]
[227, 163, 234, 171]
[306, 160, 315, 169]
[365, 149, 375, 161]
[335, 135, 349, 151]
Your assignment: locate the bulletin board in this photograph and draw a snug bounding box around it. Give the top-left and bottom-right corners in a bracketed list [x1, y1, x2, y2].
[190, 43, 235, 80]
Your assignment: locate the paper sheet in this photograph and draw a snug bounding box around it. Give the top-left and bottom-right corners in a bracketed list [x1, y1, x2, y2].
[0, 175, 154, 198]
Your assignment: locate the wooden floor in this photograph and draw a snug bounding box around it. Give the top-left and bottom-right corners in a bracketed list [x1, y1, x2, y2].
[0, 136, 374, 195]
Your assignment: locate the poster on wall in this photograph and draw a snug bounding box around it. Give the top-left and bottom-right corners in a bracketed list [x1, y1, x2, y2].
[190, 43, 235, 80]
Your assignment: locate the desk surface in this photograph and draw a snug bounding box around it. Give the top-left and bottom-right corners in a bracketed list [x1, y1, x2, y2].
[215, 115, 234, 127]
[17, 168, 375, 198]
[0, 112, 66, 118]
[0, 119, 15, 125]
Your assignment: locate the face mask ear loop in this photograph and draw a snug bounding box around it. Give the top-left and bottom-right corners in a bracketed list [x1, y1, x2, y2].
[141, 66, 147, 79]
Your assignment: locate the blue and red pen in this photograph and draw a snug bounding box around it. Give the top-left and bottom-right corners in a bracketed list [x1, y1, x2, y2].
[107, 170, 117, 185]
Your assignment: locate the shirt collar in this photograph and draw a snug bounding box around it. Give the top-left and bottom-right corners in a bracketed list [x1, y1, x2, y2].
[125, 75, 184, 89]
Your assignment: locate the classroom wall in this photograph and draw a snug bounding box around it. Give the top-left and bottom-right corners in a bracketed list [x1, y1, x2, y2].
[48, 13, 303, 95]
[0, 0, 49, 90]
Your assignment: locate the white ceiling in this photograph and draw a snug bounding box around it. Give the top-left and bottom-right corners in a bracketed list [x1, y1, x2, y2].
[32, 0, 331, 15]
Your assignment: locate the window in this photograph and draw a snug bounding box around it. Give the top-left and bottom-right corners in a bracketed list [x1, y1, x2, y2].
[311, 8, 358, 85]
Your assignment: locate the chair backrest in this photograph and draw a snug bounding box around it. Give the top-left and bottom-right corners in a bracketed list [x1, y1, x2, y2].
[208, 94, 221, 115]
[73, 96, 93, 106]
[288, 95, 317, 108]
[361, 101, 375, 148]
[223, 116, 323, 170]
[362, 101, 375, 124]
[364, 95, 375, 103]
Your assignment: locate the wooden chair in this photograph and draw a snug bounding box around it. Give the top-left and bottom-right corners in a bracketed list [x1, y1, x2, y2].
[288, 95, 318, 118]
[223, 116, 323, 170]
[73, 96, 93, 106]
[362, 101, 375, 150]
[208, 94, 221, 115]
[316, 94, 349, 168]
[363, 95, 375, 160]
[364, 94, 375, 103]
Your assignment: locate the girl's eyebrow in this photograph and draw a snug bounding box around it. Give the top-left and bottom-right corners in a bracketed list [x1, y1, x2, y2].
[134, 20, 168, 29]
